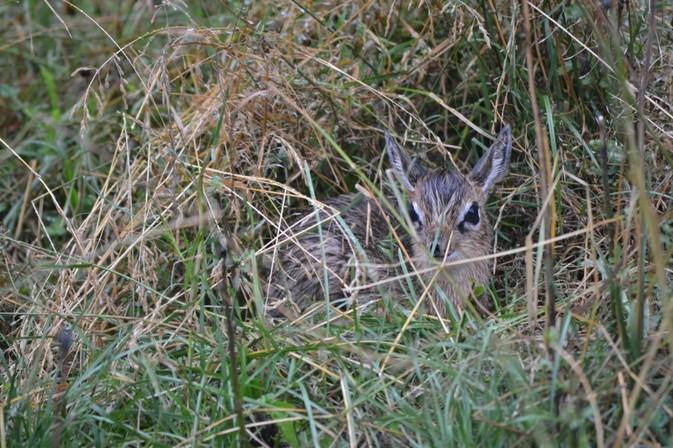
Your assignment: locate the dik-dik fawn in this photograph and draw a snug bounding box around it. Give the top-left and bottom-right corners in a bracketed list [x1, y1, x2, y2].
[266, 124, 512, 318]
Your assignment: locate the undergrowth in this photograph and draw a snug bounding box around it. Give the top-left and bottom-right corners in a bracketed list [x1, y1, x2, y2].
[1, 0, 672, 446]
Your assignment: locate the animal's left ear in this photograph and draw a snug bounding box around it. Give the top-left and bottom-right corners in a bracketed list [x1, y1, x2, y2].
[470, 124, 512, 193]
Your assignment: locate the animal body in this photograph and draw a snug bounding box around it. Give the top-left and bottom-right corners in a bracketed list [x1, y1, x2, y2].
[265, 124, 512, 318]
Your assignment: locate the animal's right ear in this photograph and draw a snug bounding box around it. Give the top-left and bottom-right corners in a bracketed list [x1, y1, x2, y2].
[470, 124, 512, 193]
[385, 132, 426, 191]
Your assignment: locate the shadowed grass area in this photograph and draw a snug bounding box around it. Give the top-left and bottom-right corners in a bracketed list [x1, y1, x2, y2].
[1, 0, 672, 446]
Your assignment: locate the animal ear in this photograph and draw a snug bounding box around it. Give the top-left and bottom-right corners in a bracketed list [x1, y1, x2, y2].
[470, 124, 512, 193]
[385, 132, 426, 191]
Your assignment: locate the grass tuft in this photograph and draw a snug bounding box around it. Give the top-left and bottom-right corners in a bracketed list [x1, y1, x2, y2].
[1, 0, 672, 446]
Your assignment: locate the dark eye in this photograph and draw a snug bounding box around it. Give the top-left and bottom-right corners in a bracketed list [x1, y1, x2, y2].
[458, 202, 479, 233]
[408, 204, 422, 227]
[464, 202, 479, 225]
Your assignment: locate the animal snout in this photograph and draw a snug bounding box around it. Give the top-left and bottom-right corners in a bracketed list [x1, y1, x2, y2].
[431, 240, 457, 260]
[432, 242, 447, 259]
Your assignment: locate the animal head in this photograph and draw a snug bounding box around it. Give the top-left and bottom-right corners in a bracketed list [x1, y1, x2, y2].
[385, 125, 512, 273]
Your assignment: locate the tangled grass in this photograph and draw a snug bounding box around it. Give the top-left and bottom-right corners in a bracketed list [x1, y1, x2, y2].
[1, 0, 672, 446]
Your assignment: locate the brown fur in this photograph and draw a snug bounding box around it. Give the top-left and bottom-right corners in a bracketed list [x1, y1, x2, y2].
[406, 171, 493, 316]
[264, 193, 395, 316]
[264, 125, 512, 318]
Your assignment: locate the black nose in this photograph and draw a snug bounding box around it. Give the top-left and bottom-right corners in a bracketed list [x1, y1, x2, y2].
[433, 244, 443, 259]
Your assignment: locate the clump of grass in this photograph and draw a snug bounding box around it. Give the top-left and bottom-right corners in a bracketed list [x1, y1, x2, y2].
[1, 0, 672, 446]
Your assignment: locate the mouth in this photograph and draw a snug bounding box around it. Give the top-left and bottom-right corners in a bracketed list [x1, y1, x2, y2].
[433, 248, 458, 261]
[444, 251, 460, 262]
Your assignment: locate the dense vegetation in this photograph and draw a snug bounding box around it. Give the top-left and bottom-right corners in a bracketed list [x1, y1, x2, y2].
[1, 0, 671, 446]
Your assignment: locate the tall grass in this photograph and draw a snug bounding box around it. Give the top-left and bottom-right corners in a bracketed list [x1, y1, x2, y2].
[1, 0, 671, 446]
